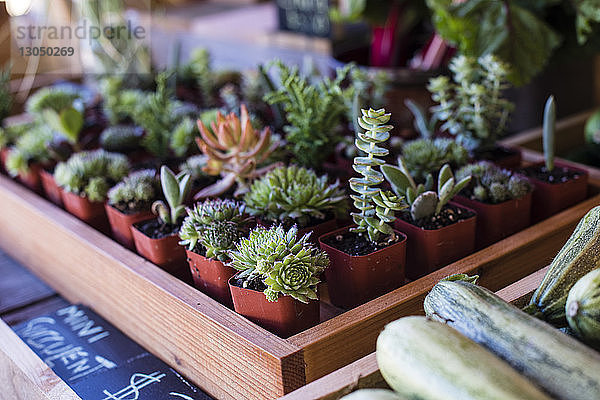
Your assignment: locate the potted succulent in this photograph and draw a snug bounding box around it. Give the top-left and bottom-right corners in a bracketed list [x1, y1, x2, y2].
[105, 169, 159, 250]
[99, 125, 146, 163]
[0, 122, 30, 174]
[54, 150, 130, 233]
[382, 159, 475, 279]
[179, 199, 253, 306]
[228, 224, 329, 337]
[131, 166, 191, 281]
[454, 161, 533, 249]
[194, 104, 280, 199]
[243, 165, 348, 241]
[319, 108, 407, 309]
[177, 155, 216, 203]
[521, 96, 589, 222]
[401, 137, 468, 183]
[427, 54, 520, 167]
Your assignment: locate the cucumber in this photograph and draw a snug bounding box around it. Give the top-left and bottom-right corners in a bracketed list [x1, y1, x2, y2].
[425, 280, 600, 400]
[340, 389, 404, 400]
[567, 268, 600, 348]
[376, 316, 551, 400]
[527, 205, 600, 326]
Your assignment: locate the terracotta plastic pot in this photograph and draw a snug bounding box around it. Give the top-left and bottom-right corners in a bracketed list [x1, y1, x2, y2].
[484, 145, 522, 169]
[131, 219, 190, 283]
[455, 192, 532, 249]
[17, 163, 44, 194]
[60, 190, 110, 235]
[39, 168, 63, 206]
[187, 250, 235, 307]
[394, 203, 477, 280]
[319, 226, 407, 309]
[0, 147, 10, 173]
[229, 275, 320, 337]
[105, 204, 153, 250]
[526, 162, 589, 223]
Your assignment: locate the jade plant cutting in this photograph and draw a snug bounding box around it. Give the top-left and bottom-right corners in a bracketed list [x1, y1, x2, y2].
[229, 224, 329, 303]
[428, 54, 514, 153]
[179, 199, 253, 261]
[244, 165, 348, 229]
[456, 162, 532, 204]
[382, 159, 470, 222]
[195, 104, 279, 199]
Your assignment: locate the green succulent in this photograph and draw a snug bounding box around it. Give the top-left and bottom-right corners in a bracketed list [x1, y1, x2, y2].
[244, 165, 348, 228]
[229, 225, 329, 303]
[25, 87, 81, 118]
[428, 54, 514, 152]
[107, 169, 159, 213]
[402, 138, 468, 182]
[5, 124, 53, 176]
[178, 155, 211, 184]
[405, 99, 438, 139]
[169, 117, 198, 158]
[100, 125, 142, 152]
[350, 108, 407, 243]
[179, 198, 252, 261]
[456, 161, 532, 204]
[0, 64, 12, 124]
[151, 166, 191, 226]
[383, 160, 471, 221]
[177, 48, 215, 107]
[54, 149, 130, 202]
[99, 76, 146, 124]
[0, 122, 32, 149]
[543, 95, 556, 172]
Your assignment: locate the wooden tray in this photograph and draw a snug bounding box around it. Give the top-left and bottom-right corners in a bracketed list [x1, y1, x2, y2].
[279, 266, 550, 400]
[0, 170, 598, 399]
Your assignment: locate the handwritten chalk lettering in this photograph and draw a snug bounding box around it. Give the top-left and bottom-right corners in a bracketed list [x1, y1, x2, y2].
[70, 355, 118, 382]
[101, 371, 167, 400]
[170, 393, 194, 400]
[56, 305, 111, 343]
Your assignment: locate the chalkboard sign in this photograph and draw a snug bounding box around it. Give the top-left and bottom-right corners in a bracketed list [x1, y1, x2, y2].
[14, 304, 148, 384]
[277, 0, 331, 38]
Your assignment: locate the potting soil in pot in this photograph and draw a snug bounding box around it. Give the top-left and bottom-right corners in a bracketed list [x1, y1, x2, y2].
[522, 165, 583, 183]
[401, 204, 475, 230]
[135, 219, 181, 239]
[321, 231, 400, 256]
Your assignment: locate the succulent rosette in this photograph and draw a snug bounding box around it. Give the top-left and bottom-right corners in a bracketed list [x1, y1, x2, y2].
[229, 225, 329, 303]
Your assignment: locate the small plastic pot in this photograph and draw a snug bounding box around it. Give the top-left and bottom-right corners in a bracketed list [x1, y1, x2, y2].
[131, 219, 190, 283]
[394, 203, 477, 280]
[489, 145, 522, 169]
[39, 168, 63, 206]
[105, 204, 153, 250]
[60, 190, 110, 235]
[187, 250, 235, 307]
[17, 163, 44, 194]
[455, 192, 532, 249]
[229, 275, 320, 338]
[526, 161, 588, 223]
[0, 147, 9, 173]
[319, 226, 407, 309]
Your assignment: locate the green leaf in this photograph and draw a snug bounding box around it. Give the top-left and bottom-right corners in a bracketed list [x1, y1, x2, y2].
[59, 107, 84, 144]
[160, 166, 180, 211]
[574, 0, 600, 44]
[381, 164, 411, 195]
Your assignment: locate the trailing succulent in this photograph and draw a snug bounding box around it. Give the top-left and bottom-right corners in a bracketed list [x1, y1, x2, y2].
[350, 108, 406, 243]
[229, 225, 329, 303]
[382, 159, 471, 221]
[100, 125, 143, 153]
[54, 149, 130, 202]
[402, 138, 468, 183]
[179, 199, 253, 261]
[195, 104, 279, 199]
[456, 162, 532, 204]
[264, 60, 352, 168]
[5, 124, 53, 176]
[244, 165, 348, 228]
[107, 169, 159, 213]
[428, 55, 514, 152]
[151, 166, 191, 226]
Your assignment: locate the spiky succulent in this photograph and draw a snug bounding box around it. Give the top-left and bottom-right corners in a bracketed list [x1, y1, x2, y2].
[229, 225, 329, 303]
[151, 166, 191, 226]
[350, 108, 406, 243]
[0, 122, 32, 149]
[383, 160, 471, 221]
[244, 165, 348, 228]
[179, 199, 252, 261]
[456, 161, 532, 204]
[5, 124, 53, 176]
[428, 55, 514, 152]
[107, 169, 159, 213]
[195, 104, 279, 199]
[99, 76, 146, 124]
[54, 149, 130, 202]
[25, 87, 81, 118]
[100, 125, 142, 152]
[401, 138, 468, 182]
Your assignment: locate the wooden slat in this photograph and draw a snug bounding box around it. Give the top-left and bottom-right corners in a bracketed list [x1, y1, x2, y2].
[0, 319, 82, 400]
[496, 266, 549, 307]
[1, 296, 69, 327]
[288, 192, 600, 382]
[0, 175, 303, 400]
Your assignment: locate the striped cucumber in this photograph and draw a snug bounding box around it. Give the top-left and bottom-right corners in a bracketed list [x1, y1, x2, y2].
[527, 205, 600, 326]
[376, 316, 551, 400]
[567, 268, 600, 348]
[425, 280, 600, 400]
